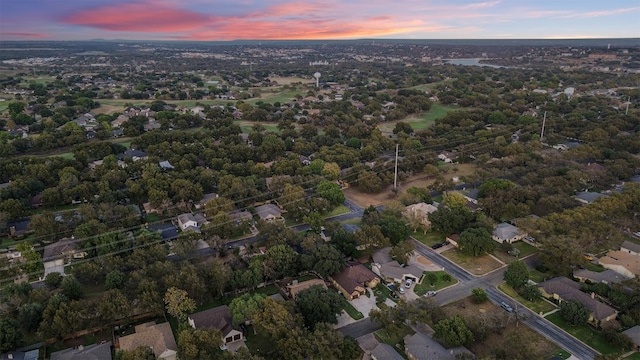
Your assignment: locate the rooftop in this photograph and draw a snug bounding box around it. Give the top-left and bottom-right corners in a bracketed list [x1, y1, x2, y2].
[539, 277, 617, 321]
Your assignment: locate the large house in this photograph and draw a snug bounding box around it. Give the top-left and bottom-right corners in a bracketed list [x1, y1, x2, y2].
[118, 322, 177, 360]
[573, 269, 629, 285]
[371, 343, 403, 360]
[330, 263, 380, 300]
[575, 191, 607, 204]
[371, 248, 424, 285]
[43, 238, 85, 277]
[539, 277, 617, 326]
[492, 223, 526, 244]
[188, 305, 244, 350]
[622, 325, 640, 351]
[254, 204, 283, 223]
[177, 213, 207, 232]
[598, 250, 640, 278]
[404, 203, 438, 229]
[404, 331, 472, 360]
[51, 342, 112, 360]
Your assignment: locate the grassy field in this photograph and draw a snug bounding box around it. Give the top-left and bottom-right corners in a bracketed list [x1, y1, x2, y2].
[411, 231, 445, 247]
[407, 79, 454, 92]
[585, 262, 606, 272]
[234, 120, 281, 133]
[0, 101, 9, 112]
[626, 352, 640, 360]
[325, 205, 350, 218]
[493, 242, 539, 264]
[413, 271, 458, 295]
[545, 312, 624, 355]
[497, 283, 556, 315]
[441, 249, 504, 275]
[51, 152, 75, 160]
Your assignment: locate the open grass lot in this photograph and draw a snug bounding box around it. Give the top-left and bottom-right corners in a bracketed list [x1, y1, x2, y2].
[50, 152, 75, 160]
[626, 352, 640, 360]
[413, 271, 458, 295]
[529, 268, 552, 283]
[585, 262, 606, 272]
[378, 103, 457, 133]
[407, 79, 454, 92]
[253, 90, 303, 104]
[269, 76, 311, 85]
[411, 231, 445, 247]
[441, 249, 504, 275]
[374, 324, 415, 357]
[235, 120, 281, 133]
[443, 297, 563, 359]
[545, 312, 623, 355]
[497, 283, 556, 315]
[325, 205, 350, 217]
[0, 101, 9, 112]
[493, 241, 539, 264]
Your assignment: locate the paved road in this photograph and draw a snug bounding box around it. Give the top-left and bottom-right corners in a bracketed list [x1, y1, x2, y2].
[338, 318, 381, 339]
[410, 238, 598, 360]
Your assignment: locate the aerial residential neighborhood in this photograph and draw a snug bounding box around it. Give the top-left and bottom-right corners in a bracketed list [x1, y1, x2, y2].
[0, 29, 639, 360]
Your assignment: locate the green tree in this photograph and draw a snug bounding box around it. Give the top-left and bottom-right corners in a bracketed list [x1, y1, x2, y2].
[301, 243, 345, 278]
[303, 212, 324, 234]
[458, 228, 495, 256]
[354, 225, 390, 259]
[295, 285, 344, 329]
[60, 275, 83, 300]
[229, 293, 267, 326]
[504, 260, 529, 289]
[98, 289, 130, 324]
[357, 171, 382, 193]
[389, 240, 414, 265]
[434, 315, 474, 347]
[321, 162, 341, 180]
[471, 288, 488, 303]
[18, 302, 44, 333]
[316, 181, 345, 206]
[520, 284, 542, 302]
[559, 300, 590, 325]
[164, 287, 196, 320]
[45, 272, 63, 288]
[427, 273, 438, 286]
[264, 244, 299, 280]
[117, 346, 155, 360]
[177, 327, 223, 360]
[0, 318, 22, 352]
[105, 270, 126, 289]
[16, 242, 43, 279]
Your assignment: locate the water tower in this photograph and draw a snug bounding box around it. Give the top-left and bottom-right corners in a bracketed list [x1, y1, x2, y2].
[313, 72, 321, 88]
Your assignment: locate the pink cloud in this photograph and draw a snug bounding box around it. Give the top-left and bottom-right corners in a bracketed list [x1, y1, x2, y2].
[1, 32, 50, 39]
[61, 1, 210, 32]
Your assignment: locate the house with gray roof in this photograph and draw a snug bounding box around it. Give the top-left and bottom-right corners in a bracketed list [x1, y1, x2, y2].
[188, 305, 244, 350]
[492, 222, 525, 244]
[372, 248, 424, 285]
[0, 350, 39, 360]
[254, 204, 283, 223]
[404, 331, 471, 360]
[51, 342, 112, 360]
[575, 191, 607, 204]
[371, 343, 404, 360]
[573, 269, 629, 285]
[622, 325, 640, 351]
[621, 240, 640, 256]
[539, 277, 617, 326]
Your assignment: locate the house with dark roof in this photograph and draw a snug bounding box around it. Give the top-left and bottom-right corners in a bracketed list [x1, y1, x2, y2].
[147, 223, 179, 241]
[121, 149, 148, 161]
[118, 322, 177, 360]
[51, 342, 112, 360]
[492, 223, 526, 244]
[575, 191, 607, 204]
[0, 350, 39, 360]
[539, 277, 617, 326]
[7, 218, 31, 237]
[330, 263, 380, 300]
[622, 325, 640, 351]
[188, 305, 244, 350]
[371, 248, 424, 285]
[195, 192, 219, 210]
[621, 240, 640, 256]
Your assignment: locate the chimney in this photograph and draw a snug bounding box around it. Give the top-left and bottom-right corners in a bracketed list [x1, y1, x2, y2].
[591, 292, 595, 299]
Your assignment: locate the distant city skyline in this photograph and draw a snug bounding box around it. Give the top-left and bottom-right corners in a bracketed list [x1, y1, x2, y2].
[1, 0, 639, 41]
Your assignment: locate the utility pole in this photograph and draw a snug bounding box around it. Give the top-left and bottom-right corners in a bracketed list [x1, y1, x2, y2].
[540, 111, 547, 141]
[626, 96, 631, 115]
[393, 144, 399, 192]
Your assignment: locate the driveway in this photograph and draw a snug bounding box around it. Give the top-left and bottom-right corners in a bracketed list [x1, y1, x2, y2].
[335, 288, 379, 328]
[410, 253, 442, 272]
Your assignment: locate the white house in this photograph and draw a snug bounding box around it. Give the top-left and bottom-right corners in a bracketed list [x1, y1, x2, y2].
[492, 223, 526, 244]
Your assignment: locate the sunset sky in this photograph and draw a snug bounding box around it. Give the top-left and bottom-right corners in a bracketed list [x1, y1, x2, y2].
[1, 0, 638, 41]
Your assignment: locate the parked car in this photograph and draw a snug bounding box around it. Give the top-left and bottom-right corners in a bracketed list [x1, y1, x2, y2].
[405, 279, 413, 288]
[425, 290, 437, 297]
[500, 302, 513, 312]
[431, 243, 444, 249]
[399, 286, 405, 294]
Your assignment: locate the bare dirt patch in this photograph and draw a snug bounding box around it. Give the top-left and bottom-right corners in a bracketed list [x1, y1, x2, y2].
[443, 297, 560, 359]
[343, 163, 479, 208]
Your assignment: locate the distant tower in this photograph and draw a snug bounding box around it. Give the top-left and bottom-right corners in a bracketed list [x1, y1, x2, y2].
[607, 43, 611, 50]
[313, 72, 321, 88]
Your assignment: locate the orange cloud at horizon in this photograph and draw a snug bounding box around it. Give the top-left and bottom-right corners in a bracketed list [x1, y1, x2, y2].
[1, 32, 51, 39]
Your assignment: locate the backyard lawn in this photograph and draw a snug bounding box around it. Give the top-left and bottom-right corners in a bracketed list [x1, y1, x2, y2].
[411, 231, 445, 247]
[374, 324, 415, 357]
[497, 283, 556, 315]
[493, 242, 539, 264]
[545, 312, 625, 355]
[413, 271, 458, 296]
[245, 325, 276, 356]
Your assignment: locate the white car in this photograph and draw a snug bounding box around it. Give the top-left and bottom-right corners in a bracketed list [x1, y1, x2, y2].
[425, 290, 437, 297]
[404, 279, 413, 288]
